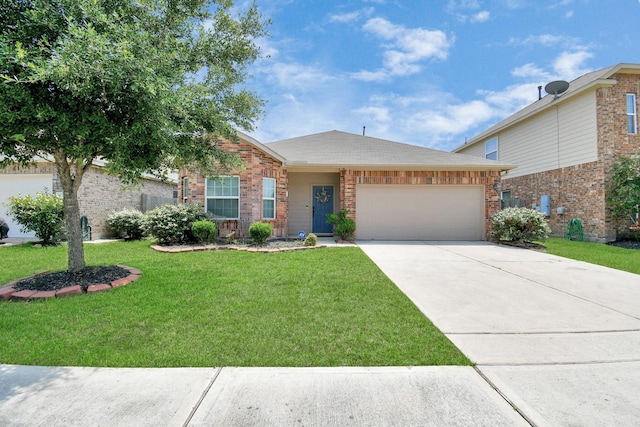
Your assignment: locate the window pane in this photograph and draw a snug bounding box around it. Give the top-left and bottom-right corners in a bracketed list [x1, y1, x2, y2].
[263, 178, 275, 198]
[629, 116, 637, 134]
[263, 200, 275, 219]
[485, 138, 497, 153]
[207, 199, 239, 219]
[628, 94, 636, 114]
[486, 151, 498, 161]
[207, 176, 239, 197]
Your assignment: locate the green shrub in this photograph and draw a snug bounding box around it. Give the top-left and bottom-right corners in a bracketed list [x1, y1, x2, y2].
[107, 208, 146, 240]
[192, 220, 217, 244]
[144, 204, 206, 244]
[249, 222, 273, 246]
[7, 189, 64, 245]
[490, 207, 551, 242]
[303, 233, 318, 246]
[326, 209, 356, 240]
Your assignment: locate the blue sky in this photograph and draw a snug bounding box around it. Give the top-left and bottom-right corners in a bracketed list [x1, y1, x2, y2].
[238, 0, 640, 151]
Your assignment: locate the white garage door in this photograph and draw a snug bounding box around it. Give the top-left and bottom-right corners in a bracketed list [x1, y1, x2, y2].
[0, 174, 54, 238]
[356, 185, 485, 240]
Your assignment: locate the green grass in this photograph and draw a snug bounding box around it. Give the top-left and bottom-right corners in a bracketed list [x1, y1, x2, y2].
[544, 237, 640, 274]
[0, 241, 470, 367]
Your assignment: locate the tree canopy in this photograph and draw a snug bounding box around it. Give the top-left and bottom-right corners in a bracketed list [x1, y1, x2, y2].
[0, 0, 269, 271]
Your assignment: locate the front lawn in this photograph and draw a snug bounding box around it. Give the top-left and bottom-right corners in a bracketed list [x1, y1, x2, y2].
[0, 241, 470, 367]
[544, 237, 640, 275]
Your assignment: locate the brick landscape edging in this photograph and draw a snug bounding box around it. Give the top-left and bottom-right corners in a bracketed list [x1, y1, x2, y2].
[0, 265, 142, 302]
[150, 244, 327, 253]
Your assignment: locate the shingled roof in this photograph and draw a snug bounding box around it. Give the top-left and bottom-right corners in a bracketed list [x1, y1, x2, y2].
[267, 130, 515, 171]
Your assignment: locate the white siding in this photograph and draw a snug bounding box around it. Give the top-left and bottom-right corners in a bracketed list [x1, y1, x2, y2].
[459, 92, 598, 178]
[0, 174, 53, 238]
[287, 172, 340, 236]
[458, 142, 486, 158]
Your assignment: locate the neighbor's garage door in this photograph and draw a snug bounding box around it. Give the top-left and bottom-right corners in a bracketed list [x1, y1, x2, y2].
[0, 174, 53, 238]
[356, 185, 485, 240]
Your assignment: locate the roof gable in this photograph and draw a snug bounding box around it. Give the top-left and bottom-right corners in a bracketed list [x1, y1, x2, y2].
[235, 130, 286, 163]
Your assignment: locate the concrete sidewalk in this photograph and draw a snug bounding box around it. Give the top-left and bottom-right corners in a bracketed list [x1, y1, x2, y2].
[0, 365, 527, 426]
[359, 241, 640, 427]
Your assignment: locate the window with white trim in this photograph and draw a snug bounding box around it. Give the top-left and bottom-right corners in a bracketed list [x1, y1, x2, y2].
[627, 94, 637, 134]
[485, 137, 498, 160]
[262, 178, 276, 219]
[206, 176, 239, 219]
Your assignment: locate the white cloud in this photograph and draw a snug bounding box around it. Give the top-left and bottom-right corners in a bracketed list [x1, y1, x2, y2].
[510, 34, 566, 47]
[329, 8, 374, 24]
[353, 106, 392, 128]
[511, 63, 549, 80]
[552, 50, 593, 79]
[353, 17, 452, 81]
[446, 0, 490, 23]
[470, 11, 490, 22]
[263, 62, 337, 90]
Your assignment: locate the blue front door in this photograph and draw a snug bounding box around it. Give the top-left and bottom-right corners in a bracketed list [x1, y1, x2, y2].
[312, 185, 334, 234]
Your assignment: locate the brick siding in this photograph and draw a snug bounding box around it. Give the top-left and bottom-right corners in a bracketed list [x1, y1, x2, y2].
[180, 137, 288, 238]
[1, 163, 176, 239]
[501, 162, 608, 240]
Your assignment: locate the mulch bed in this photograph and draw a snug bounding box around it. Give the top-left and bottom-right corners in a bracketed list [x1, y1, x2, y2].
[12, 266, 130, 293]
[607, 239, 640, 250]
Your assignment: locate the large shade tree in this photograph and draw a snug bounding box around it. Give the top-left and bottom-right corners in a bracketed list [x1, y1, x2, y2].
[0, 0, 268, 271]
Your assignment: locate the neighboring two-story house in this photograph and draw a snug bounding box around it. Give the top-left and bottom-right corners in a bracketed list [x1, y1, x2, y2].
[454, 63, 640, 241]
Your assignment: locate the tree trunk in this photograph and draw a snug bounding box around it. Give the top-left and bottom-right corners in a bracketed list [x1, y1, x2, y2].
[63, 189, 85, 272]
[55, 154, 87, 272]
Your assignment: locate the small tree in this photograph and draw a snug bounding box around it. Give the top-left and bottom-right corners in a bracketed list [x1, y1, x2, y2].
[7, 189, 65, 245]
[0, 0, 268, 271]
[606, 155, 640, 224]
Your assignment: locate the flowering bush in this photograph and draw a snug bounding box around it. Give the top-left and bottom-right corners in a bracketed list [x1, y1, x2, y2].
[107, 208, 146, 240]
[7, 189, 64, 245]
[144, 204, 207, 244]
[490, 207, 551, 242]
[191, 220, 217, 244]
[248, 222, 272, 246]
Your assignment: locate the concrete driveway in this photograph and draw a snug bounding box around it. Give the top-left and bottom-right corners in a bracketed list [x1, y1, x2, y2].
[359, 241, 640, 427]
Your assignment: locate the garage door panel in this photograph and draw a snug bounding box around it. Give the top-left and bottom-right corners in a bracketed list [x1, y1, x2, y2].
[356, 185, 484, 240]
[0, 174, 53, 238]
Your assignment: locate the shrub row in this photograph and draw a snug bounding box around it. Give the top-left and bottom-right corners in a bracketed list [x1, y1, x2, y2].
[108, 204, 209, 245]
[109, 205, 277, 245]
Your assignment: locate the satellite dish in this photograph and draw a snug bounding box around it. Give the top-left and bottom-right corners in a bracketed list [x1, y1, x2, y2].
[544, 80, 569, 99]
